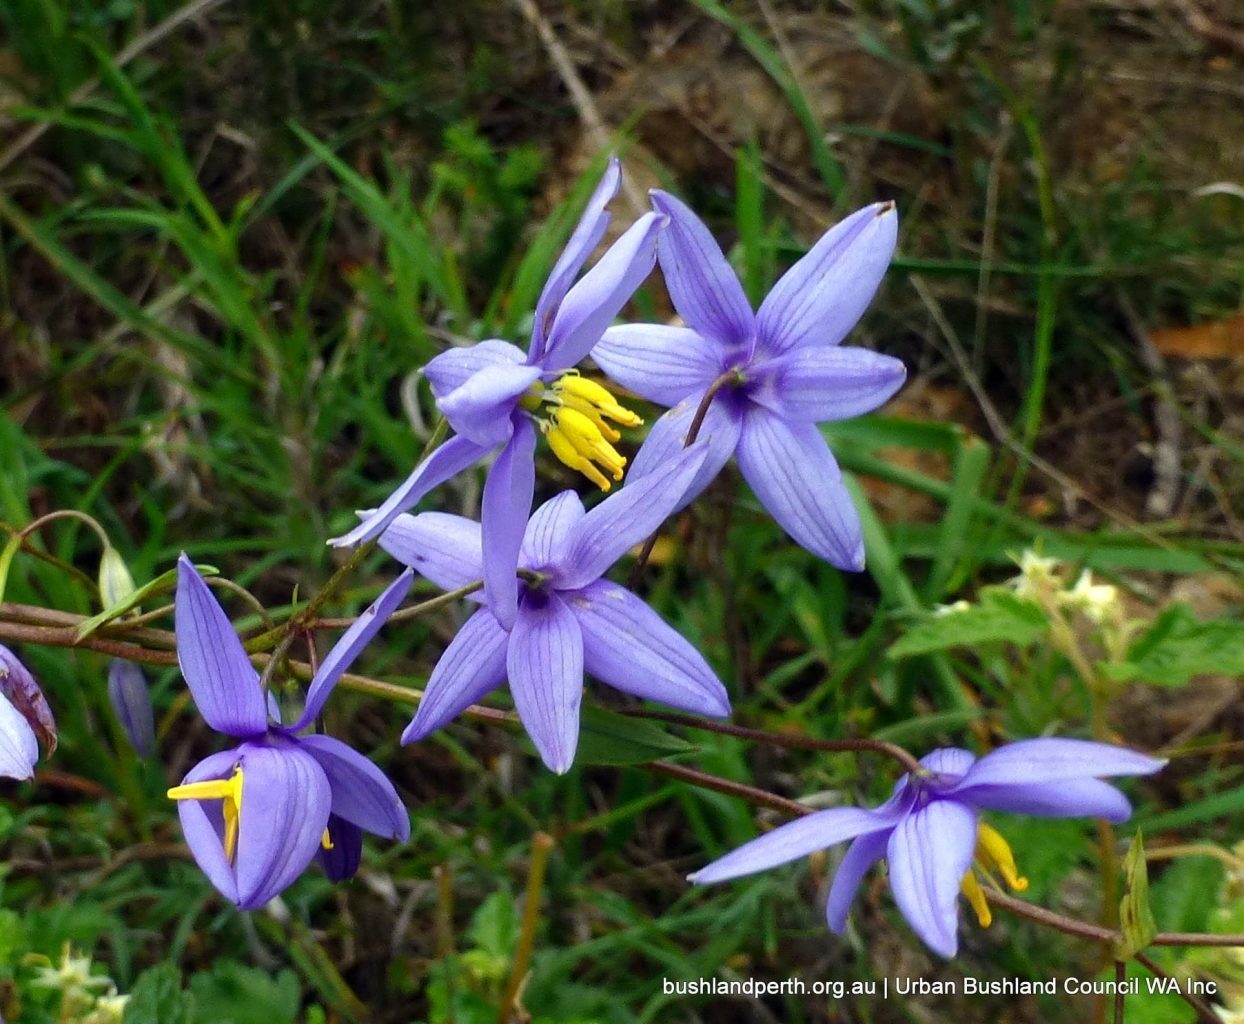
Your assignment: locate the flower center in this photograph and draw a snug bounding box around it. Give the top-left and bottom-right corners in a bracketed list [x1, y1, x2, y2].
[960, 822, 1029, 928]
[520, 372, 643, 491]
[168, 765, 245, 862]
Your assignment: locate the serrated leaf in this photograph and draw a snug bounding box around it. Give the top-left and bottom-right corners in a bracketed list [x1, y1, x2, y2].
[1116, 831, 1158, 960]
[123, 963, 195, 1024]
[888, 589, 1049, 659]
[1125, 603, 1244, 688]
[76, 563, 217, 641]
[188, 962, 300, 1024]
[575, 705, 695, 766]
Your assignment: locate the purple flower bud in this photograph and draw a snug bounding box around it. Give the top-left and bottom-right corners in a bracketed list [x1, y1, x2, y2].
[316, 815, 363, 882]
[108, 660, 155, 756]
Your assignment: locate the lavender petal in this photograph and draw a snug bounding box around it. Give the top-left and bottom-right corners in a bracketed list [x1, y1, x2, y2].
[482, 419, 536, 630]
[689, 806, 896, 885]
[734, 408, 864, 570]
[175, 555, 267, 737]
[593, 324, 722, 406]
[402, 607, 509, 744]
[650, 190, 754, 346]
[290, 569, 414, 731]
[755, 202, 897, 356]
[377, 512, 484, 593]
[298, 734, 410, 841]
[508, 591, 584, 774]
[886, 798, 977, 958]
[233, 739, 332, 910]
[328, 434, 489, 549]
[749, 346, 906, 423]
[571, 579, 729, 717]
[530, 157, 622, 361]
[542, 211, 666, 372]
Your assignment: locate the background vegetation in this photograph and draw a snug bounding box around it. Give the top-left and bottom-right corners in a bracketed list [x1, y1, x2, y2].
[1, 0, 1243, 1021]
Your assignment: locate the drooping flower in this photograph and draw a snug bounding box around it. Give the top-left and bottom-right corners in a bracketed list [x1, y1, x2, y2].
[689, 739, 1165, 957]
[330, 157, 667, 630]
[107, 659, 155, 756]
[592, 192, 904, 570]
[169, 555, 414, 909]
[0, 644, 56, 780]
[372, 444, 729, 774]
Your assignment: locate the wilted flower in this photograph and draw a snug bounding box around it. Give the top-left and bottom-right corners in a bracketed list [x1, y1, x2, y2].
[592, 192, 904, 570]
[331, 157, 666, 629]
[168, 556, 413, 909]
[690, 739, 1164, 957]
[373, 444, 729, 773]
[0, 644, 56, 780]
[107, 659, 155, 756]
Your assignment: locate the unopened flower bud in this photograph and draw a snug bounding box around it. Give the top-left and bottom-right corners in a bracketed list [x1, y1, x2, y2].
[98, 546, 137, 609]
[107, 660, 155, 756]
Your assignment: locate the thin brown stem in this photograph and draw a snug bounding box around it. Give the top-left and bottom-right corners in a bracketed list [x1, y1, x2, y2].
[628, 370, 739, 586]
[315, 580, 483, 628]
[1134, 952, 1220, 1024]
[622, 708, 925, 776]
[645, 761, 811, 818]
[985, 887, 1244, 949]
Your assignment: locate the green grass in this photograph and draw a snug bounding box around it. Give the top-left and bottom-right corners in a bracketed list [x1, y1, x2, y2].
[1, 2, 1243, 1022]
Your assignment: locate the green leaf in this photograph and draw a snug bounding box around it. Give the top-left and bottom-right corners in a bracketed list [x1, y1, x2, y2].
[76, 563, 217, 641]
[0, 532, 21, 606]
[574, 705, 695, 766]
[1125, 603, 1244, 688]
[467, 890, 518, 963]
[1116, 831, 1158, 960]
[888, 589, 1049, 659]
[188, 963, 300, 1024]
[123, 963, 195, 1024]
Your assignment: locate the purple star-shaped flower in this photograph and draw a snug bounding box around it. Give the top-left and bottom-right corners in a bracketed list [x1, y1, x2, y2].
[372, 445, 730, 774]
[689, 739, 1165, 957]
[330, 157, 666, 630]
[169, 556, 414, 909]
[0, 644, 55, 781]
[592, 192, 905, 570]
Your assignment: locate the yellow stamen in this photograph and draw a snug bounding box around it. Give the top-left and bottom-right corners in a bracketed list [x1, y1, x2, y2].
[525, 373, 641, 490]
[547, 407, 626, 487]
[558, 391, 623, 442]
[961, 871, 993, 928]
[168, 766, 245, 862]
[976, 822, 1029, 892]
[554, 373, 643, 428]
[544, 422, 612, 491]
[321, 828, 334, 851]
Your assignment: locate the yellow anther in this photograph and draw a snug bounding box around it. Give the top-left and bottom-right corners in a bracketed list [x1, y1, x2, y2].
[558, 391, 623, 442]
[554, 374, 643, 429]
[168, 766, 245, 862]
[546, 406, 627, 490]
[975, 822, 1029, 892]
[960, 871, 993, 928]
[544, 423, 613, 491]
[321, 828, 334, 851]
